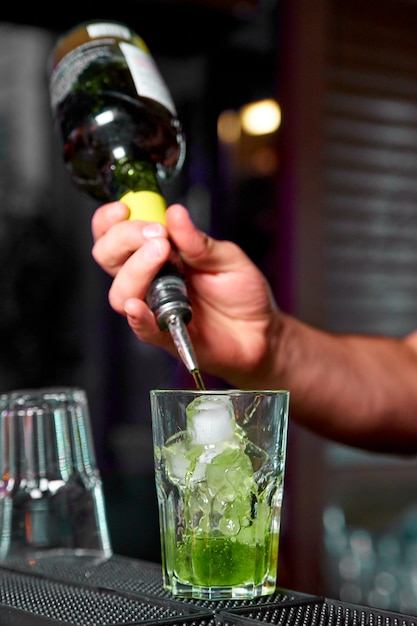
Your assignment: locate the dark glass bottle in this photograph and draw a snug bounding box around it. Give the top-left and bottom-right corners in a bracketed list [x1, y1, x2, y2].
[49, 20, 203, 388]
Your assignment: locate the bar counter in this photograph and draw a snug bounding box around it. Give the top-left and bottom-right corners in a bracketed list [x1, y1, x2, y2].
[0, 553, 415, 625]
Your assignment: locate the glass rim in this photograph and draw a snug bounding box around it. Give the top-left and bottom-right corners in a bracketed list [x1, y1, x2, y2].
[150, 389, 290, 396]
[0, 387, 88, 408]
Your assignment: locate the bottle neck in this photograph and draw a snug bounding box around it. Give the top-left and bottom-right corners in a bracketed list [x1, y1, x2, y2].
[114, 158, 161, 195]
[117, 158, 167, 223]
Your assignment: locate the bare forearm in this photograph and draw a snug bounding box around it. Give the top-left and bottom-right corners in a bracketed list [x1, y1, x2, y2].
[247, 314, 417, 453]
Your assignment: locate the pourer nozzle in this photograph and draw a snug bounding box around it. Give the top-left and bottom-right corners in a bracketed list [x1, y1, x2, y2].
[146, 270, 205, 389]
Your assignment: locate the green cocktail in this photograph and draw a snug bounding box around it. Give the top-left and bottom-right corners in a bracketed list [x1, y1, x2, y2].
[152, 392, 288, 599]
[175, 531, 279, 586]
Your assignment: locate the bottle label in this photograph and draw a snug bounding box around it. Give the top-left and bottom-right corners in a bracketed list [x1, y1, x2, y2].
[50, 45, 100, 110]
[50, 37, 177, 118]
[86, 22, 131, 41]
[119, 42, 176, 117]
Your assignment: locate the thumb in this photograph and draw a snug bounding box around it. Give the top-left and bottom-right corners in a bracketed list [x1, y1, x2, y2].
[166, 204, 214, 269]
[166, 203, 253, 273]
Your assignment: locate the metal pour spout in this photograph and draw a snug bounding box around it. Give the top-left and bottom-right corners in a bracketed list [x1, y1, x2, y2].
[145, 270, 205, 390]
[166, 314, 205, 390]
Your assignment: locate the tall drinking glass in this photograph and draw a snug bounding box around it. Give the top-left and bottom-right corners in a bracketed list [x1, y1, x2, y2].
[0, 387, 112, 563]
[150, 389, 289, 600]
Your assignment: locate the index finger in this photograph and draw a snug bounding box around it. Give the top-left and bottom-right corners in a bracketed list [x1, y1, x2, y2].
[91, 201, 130, 241]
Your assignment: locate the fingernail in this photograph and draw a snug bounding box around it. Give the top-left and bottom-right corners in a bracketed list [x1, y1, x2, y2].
[143, 223, 165, 238]
[143, 238, 163, 259]
[124, 300, 136, 316]
[107, 202, 128, 218]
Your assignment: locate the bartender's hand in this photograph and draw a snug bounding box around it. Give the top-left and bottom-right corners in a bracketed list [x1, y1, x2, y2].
[91, 201, 417, 452]
[91, 202, 279, 386]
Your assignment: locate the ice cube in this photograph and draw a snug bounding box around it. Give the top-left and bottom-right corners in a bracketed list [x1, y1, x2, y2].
[164, 440, 190, 484]
[164, 432, 207, 484]
[186, 395, 236, 445]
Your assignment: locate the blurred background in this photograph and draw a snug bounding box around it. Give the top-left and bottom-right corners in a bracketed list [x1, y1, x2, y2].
[2, 0, 417, 614]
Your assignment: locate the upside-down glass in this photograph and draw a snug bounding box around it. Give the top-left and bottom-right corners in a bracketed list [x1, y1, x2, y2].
[150, 389, 289, 600]
[0, 387, 112, 563]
